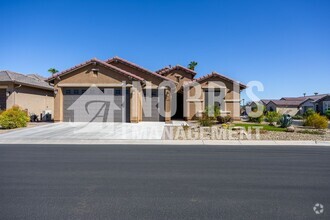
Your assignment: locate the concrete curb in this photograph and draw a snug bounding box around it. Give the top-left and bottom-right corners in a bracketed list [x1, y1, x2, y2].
[0, 139, 329, 146]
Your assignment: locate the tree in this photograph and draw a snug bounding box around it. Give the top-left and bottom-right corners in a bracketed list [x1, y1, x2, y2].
[48, 68, 59, 75]
[187, 61, 198, 70]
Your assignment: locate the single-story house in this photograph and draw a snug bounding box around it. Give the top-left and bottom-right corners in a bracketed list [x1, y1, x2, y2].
[261, 94, 330, 116]
[46, 56, 246, 123]
[281, 94, 330, 114]
[266, 100, 302, 115]
[0, 70, 54, 118]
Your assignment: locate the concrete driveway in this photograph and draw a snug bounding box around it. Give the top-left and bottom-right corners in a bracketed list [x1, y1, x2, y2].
[0, 122, 166, 140]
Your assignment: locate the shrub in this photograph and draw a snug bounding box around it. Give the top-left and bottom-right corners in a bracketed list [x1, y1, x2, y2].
[0, 106, 30, 129]
[204, 105, 220, 119]
[325, 110, 330, 119]
[303, 108, 315, 118]
[265, 111, 280, 125]
[249, 115, 264, 123]
[304, 113, 328, 129]
[198, 113, 215, 127]
[279, 114, 293, 128]
[217, 115, 232, 124]
[292, 115, 303, 120]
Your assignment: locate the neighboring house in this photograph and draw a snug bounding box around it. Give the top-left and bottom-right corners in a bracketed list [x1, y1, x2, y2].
[0, 70, 54, 118]
[260, 94, 330, 116]
[281, 94, 330, 114]
[46, 56, 246, 122]
[266, 100, 302, 115]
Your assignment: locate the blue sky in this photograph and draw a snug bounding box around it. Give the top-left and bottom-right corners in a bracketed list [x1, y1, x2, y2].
[0, 0, 329, 101]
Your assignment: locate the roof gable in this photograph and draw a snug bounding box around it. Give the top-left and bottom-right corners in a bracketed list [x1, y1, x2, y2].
[47, 58, 145, 83]
[106, 56, 177, 83]
[196, 72, 247, 89]
[156, 65, 197, 76]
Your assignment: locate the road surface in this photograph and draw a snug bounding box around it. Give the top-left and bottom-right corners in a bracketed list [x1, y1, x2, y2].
[0, 144, 329, 219]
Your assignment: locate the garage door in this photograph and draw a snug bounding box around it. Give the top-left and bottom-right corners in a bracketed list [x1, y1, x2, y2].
[142, 89, 165, 121]
[63, 88, 130, 122]
[0, 89, 6, 110]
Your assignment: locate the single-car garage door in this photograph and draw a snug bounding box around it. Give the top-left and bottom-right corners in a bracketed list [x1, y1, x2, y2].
[63, 87, 130, 122]
[142, 89, 165, 121]
[0, 89, 6, 110]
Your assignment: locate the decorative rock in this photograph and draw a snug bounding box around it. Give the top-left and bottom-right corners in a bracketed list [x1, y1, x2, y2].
[286, 126, 295, 132]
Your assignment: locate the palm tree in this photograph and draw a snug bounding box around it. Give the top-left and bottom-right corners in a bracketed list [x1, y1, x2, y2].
[48, 68, 59, 75]
[187, 61, 198, 71]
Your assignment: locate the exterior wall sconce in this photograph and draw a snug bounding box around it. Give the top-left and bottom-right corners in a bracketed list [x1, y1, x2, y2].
[54, 89, 58, 95]
[6, 91, 11, 97]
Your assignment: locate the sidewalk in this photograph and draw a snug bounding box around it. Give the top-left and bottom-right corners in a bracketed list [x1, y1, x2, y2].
[0, 139, 329, 146]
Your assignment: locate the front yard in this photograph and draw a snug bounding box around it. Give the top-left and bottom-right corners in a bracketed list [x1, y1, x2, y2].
[166, 121, 330, 141]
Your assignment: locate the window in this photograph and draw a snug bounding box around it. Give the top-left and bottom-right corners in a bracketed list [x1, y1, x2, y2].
[324, 101, 330, 112]
[73, 90, 79, 95]
[152, 91, 157, 97]
[65, 89, 71, 95]
[115, 89, 122, 96]
[81, 89, 86, 94]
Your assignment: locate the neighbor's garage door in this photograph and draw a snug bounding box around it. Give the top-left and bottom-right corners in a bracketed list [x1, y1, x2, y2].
[0, 89, 6, 110]
[142, 89, 165, 121]
[63, 88, 130, 122]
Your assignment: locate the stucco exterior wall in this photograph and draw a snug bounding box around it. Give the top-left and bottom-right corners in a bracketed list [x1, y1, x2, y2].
[266, 102, 277, 112]
[183, 76, 242, 120]
[3, 83, 54, 118]
[52, 63, 143, 122]
[300, 100, 314, 114]
[276, 107, 299, 116]
[319, 96, 330, 114]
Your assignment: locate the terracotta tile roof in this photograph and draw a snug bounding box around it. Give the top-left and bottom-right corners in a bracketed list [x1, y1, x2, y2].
[156, 65, 197, 76]
[155, 67, 170, 74]
[106, 56, 177, 83]
[46, 58, 145, 82]
[0, 70, 53, 90]
[195, 72, 247, 89]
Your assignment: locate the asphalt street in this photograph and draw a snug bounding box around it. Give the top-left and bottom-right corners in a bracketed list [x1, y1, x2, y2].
[0, 144, 329, 220]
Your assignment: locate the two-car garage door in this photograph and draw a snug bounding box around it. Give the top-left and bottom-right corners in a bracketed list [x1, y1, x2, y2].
[63, 88, 130, 122]
[63, 88, 165, 122]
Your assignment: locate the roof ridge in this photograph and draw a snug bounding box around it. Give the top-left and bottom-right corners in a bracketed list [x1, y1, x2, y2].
[106, 56, 177, 83]
[4, 70, 14, 81]
[47, 58, 145, 82]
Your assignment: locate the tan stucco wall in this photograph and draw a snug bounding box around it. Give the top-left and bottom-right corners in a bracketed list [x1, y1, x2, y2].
[184, 76, 242, 120]
[162, 69, 194, 91]
[53, 63, 143, 122]
[277, 107, 299, 116]
[4, 83, 54, 118]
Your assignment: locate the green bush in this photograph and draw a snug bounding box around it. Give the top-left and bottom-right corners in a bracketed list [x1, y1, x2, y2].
[217, 115, 232, 124]
[325, 110, 330, 119]
[0, 106, 30, 129]
[304, 113, 328, 129]
[292, 115, 303, 120]
[265, 111, 280, 125]
[303, 108, 315, 118]
[198, 113, 215, 127]
[249, 115, 264, 123]
[204, 105, 220, 119]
